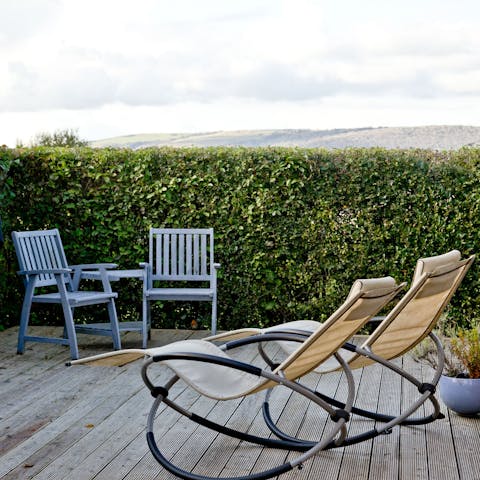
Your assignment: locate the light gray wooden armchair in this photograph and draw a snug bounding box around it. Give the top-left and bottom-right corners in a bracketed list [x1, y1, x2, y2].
[140, 228, 220, 347]
[12, 229, 121, 360]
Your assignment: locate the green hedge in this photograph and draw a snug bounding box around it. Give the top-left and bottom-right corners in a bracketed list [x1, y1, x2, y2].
[0, 145, 479, 331]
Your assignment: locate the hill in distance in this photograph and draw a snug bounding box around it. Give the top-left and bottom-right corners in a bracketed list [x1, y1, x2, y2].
[91, 125, 480, 150]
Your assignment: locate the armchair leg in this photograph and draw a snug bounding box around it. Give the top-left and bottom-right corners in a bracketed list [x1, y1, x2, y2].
[211, 297, 217, 336]
[60, 304, 79, 360]
[147, 299, 152, 341]
[107, 299, 122, 350]
[17, 287, 34, 354]
[142, 298, 150, 349]
[65, 307, 76, 338]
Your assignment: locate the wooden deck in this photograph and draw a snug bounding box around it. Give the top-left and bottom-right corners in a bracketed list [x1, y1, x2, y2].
[1, 326, 479, 480]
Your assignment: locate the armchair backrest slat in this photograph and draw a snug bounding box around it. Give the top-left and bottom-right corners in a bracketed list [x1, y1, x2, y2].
[12, 229, 70, 287]
[149, 228, 215, 283]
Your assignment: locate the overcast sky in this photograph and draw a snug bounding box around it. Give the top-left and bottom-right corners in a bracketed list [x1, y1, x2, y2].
[1, 0, 479, 146]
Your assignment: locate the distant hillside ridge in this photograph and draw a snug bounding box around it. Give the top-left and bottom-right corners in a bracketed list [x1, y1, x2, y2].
[90, 125, 480, 150]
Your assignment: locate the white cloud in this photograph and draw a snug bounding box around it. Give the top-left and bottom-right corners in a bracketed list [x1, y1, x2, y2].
[0, 0, 479, 145]
[0, 0, 60, 46]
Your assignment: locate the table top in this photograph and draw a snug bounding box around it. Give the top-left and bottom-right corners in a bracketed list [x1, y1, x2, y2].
[81, 269, 144, 280]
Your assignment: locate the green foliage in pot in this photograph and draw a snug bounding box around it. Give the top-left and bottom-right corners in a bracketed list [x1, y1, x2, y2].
[414, 322, 480, 378]
[414, 333, 462, 378]
[450, 326, 480, 379]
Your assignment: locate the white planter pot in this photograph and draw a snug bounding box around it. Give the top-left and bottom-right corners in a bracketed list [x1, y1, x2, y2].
[439, 375, 480, 416]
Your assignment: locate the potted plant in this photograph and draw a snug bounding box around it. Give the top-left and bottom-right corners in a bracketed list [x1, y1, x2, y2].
[439, 327, 480, 416]
[414, 324, 480, 416]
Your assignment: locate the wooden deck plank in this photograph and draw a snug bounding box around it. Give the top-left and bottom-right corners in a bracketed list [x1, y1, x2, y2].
[399, 355, 429, 480]
[367, 358, 402, 480]
[91, 332, 212, 480]
[54, 379, 194, 480]
[419, 360, 460, 480]
[449, 410, 480, 480]
[147, 354, 268, 479]
[166, 344, 286, 479]
[252, 368, 345, 480]
[1, 326, 479, 480]
[281, 370, 346, 480]
[0, 329, 193, 479]
[0, 364, 112, 456]
[215, 343, 311, 478]
[189, 345, 284, 479]
[0, 326, 157, 402]
[24, 331, 199, 480]
[0, 327, 180, 434]
[1, 363, 143, 479]
[338, 362, 384, 480]
[0, 327, 70, 389]
[120, 341, 279, 480]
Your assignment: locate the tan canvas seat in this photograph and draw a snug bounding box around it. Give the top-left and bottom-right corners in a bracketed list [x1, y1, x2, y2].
[261, 250, 473, 371]
[71, 276, 403, 480]
[253, 251, 475, 448]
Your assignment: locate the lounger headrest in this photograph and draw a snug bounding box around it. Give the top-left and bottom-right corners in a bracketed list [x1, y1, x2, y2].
[347, 276, 398, 300]
[413, 250, 462, 283]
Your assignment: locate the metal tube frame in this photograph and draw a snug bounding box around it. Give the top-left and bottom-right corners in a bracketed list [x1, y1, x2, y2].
[141, 334, 357, 480]
[261, 332, 446, 448]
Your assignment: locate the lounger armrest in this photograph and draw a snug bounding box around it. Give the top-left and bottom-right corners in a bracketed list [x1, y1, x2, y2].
[149, 352, 263, 376]
[18, 268, 72, 276]
[342, 341, 358, 353]
[263, 327, 312, 336]
[203, 328, 262, 343]
[223, 332, 308, 351]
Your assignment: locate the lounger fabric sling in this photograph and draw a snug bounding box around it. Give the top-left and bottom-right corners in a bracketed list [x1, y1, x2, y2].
[254, 250, 475, 448]
[258, 250, 473, 371]
[71, 276, 403, 480]
[69, 250, 474, 479]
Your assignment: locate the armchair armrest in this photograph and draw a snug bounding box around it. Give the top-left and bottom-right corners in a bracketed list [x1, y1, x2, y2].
[18, 268, 72, 276]
[70, 264, 118, 292]
[139, 262, 152, 291]
[213, 263, 221, 269]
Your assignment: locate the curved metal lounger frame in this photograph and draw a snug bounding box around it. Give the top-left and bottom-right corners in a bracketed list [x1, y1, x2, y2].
[259, 331, 445, 449]
[142, 333, 357, 480]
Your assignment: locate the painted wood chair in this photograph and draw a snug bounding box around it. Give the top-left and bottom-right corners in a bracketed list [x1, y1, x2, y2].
[12, 229, 121, 360]
[140, 228, 220, 347]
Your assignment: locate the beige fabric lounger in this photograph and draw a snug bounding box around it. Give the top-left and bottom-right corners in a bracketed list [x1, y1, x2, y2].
[256, 250, 475, 448]
[262, 250, 474, 371]
[71, 276, 402, 480]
